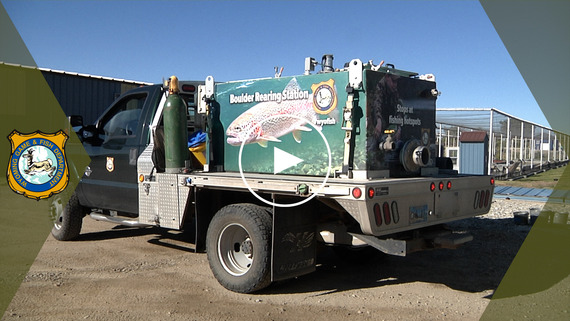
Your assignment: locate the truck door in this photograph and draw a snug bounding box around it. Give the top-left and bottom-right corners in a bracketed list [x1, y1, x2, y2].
[80, 91, 151, 214]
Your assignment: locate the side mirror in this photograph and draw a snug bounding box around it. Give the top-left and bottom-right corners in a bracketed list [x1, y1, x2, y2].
[81, 125, 102, 145]
[68, 115, 83, 127]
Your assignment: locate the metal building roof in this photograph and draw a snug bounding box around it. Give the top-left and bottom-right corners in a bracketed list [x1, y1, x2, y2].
[459, 131, 488, 143]
[0, 61, 153, 85]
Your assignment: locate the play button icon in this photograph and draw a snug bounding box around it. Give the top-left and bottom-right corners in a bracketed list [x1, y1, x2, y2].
[274, 147, 303, 174]
[238, 114, 331, 208]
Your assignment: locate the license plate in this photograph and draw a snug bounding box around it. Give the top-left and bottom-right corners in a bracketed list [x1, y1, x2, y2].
[410, 205, 428, 224]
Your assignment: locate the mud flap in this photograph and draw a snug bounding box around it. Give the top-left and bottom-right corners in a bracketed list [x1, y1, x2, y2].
[271, 205, 317, 282]
[194, 188, 217, 253]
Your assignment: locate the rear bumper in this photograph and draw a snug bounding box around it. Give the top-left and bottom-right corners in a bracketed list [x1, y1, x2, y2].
[334, 175, 495, 236]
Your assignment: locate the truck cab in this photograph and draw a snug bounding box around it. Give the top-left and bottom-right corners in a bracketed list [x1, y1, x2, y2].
[73, 81, 203, 216]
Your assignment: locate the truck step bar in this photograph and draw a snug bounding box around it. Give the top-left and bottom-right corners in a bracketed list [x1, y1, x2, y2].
[350, 229, 473, 257]
[89, 213, 153, 228]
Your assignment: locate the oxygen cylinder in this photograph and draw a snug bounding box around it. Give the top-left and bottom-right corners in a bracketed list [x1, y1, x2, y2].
[163, 76, 189, 173]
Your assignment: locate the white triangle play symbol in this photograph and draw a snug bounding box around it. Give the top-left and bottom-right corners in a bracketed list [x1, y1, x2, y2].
[274, 147, 303, 174]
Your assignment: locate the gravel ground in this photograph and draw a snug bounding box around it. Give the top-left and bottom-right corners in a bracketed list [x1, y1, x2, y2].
[2, 198, 551, 321]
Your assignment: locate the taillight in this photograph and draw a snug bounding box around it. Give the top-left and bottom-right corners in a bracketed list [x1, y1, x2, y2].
[474, 191, 480, 209]
[352, 187, 362, 199]
[373, 203, 382, 226]
[391, 201, 400, 223]
[484, 190, 490, 208]
[383, 202, 391, 225]
[479, 190, 485, 208]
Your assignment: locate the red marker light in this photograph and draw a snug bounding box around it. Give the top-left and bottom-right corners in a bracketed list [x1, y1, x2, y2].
[430, 182, 436, 192]
[182, 84, 196, 92]
[439, 181, 444, 191]
[490, 177, 495, 185]
[352, 187, 362, 199]
[368, 187, 375, 199]
[447, 181, 452, 190]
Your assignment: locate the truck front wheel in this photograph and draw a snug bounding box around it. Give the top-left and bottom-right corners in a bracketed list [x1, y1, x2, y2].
[51, 193, 85, 241]
[206, 204, 272, 293]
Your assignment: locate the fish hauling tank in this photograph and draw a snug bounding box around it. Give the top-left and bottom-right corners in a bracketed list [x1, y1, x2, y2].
[205, 55, 440, 179]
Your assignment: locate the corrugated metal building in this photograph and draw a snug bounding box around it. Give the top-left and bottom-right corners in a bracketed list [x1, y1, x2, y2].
[1, 62, 153, 125]
[40, 67, 153, 125]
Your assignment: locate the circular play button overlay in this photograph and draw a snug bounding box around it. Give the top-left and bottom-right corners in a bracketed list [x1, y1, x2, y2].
[273, 147, 303, 174]
[238, 114, 332, 208]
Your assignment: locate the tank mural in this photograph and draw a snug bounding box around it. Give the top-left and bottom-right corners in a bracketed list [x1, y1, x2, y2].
[215, 68, 437, 178]
[364, 70, 437, 177]
[217, 73, 350, 176]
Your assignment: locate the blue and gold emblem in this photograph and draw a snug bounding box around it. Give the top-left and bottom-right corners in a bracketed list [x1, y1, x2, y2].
[6, 130, 69, 200]
[311, 79, 337, 115]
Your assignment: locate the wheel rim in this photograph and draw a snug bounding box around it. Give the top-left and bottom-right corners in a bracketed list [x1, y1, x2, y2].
[218, 223, 253, 276]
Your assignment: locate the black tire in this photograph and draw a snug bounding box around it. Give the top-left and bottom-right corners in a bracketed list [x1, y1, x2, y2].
[50, 193, 85, 241]
[206, 204, 272, 293]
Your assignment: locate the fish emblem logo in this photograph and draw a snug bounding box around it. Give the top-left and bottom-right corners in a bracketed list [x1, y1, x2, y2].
[226, 78, 319, 148]
[6, 130, 69, 200]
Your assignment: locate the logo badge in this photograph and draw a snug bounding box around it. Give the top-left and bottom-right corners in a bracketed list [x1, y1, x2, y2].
[106, 157, 114, 172]
[7, 130, 69, 200]
[311, 79, 337, 115]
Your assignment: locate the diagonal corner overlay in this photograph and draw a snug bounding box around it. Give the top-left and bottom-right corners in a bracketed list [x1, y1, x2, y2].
[479, 1, 570, 320]
[0, 2, 91, 316]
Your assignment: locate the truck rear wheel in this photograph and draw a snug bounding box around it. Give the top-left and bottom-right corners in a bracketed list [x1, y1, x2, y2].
[51, 193, 84, 241]
[206, 204, 272, 293]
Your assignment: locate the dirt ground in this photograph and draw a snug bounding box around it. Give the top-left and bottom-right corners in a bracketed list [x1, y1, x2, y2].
[2, 200, 543, 321]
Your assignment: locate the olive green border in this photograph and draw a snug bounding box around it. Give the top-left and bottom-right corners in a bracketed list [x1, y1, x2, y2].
[0, 2, 91, 316]
[1, 1, 568, 318]
[479, 1, 570, 320]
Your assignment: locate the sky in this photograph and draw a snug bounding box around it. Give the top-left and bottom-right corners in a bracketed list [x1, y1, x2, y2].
[1, 0, 550, 128]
